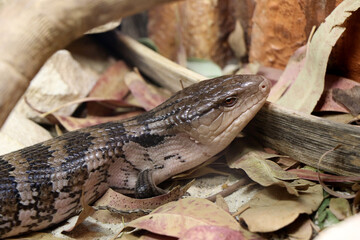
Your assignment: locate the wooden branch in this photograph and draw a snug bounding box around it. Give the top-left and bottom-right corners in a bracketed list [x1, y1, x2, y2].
[0, 0, 179, 128]
[244, 102, 360, 176]
[99, 32, 206, 92]
[108, 32, 360, 176]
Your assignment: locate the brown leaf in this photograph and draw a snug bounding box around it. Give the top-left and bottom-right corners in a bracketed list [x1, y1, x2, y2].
[62, 189, 95, 233]
[88, 60, 130, 99]
[239, 183, 323, 232]
[226, 139, 298, 195]
[315, 74, 360, 113]
[277, 1, 360, 113]
[332, 85, 360, 116]
[179, 225, 248, 240]
[93, 181, 194, 224]
[215, 195, 229, 213]
[123, 198, 239, 238]
[125, 70, 169, 111]
[54, 111, 142, 131]
[286, 215, 313, 240]
[268, 45, 306, 102]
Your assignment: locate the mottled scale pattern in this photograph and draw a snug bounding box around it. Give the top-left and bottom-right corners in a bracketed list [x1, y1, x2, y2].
[0, 75, 270, 238]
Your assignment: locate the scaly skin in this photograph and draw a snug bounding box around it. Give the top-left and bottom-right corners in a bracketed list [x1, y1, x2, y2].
[0, 75, 270, 238]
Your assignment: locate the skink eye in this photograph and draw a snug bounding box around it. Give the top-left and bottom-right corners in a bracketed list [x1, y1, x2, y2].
[223, 97, 237, 107]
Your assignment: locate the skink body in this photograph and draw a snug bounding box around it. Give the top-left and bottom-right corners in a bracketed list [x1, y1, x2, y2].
[0, 75, 270, 238]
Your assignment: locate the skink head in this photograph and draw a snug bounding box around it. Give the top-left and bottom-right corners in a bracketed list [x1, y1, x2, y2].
[172, 75, 271, 150]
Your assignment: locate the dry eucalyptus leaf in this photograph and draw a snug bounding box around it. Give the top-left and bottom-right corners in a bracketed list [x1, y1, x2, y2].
[16, 50, 98, 122]
[125, 71, 168, 111]
[314, 74, 360, 113]
[87, 60, 132, 116]
[286, 215, 313, 240]
[277, 0, 360, 113]
[123, 198, 239, 238]
[240, 183, 323, 232]
[62, 190, 95, 233]
[0, 112, 52, 154]
[268, 45, 306, 102]
[215, 195, 229, 213]
[11, 232, 64, 240]
[226, 138, 298, 195]
[332, 86, 360, 116]
[55, 111, 142, 131]
[179, 225, 248, 240]
[94, 181, 193, 214]
[88, 60, 130, 100]
[329, 198, 352, 220]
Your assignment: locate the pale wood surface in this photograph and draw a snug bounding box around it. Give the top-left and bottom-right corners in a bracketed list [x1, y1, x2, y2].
[111, 33, 360, 176]
[244, 102, 360, 176]
[0, 0, 179, 128]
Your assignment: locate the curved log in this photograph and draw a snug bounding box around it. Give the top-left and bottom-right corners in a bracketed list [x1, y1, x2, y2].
[0, 0, 178, 127]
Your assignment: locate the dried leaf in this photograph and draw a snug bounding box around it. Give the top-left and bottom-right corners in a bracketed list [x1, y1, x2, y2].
[171, 166, 230, 180]
[329, 198, 352, 220]
[179, 225, 247, 240]
[332, 86, 360, 116]
[239, 183, 323, 232]
[88, 60, 130, 99]
[276, 157, 299, 170]
[215, 195, 229, 213]
[286, 215, 313, 240]
[268, 45, 306, 102]
[95, 181, 193, 212]
[226, 139, 298, 195]
[62, 189, 95, 233]
[321, 113, 358, 124]
[12, 232, 64, 240]
[54, 111, 142, 131]
[314, 74, 360, 113]
[40, 97, 137, 118]
[123, 198, 239, 238]
[277, 1, 360, 113]
[125, 71, 168, 111]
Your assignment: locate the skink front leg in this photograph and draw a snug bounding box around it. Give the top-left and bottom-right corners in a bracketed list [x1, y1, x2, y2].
[135, 169, 167, 198]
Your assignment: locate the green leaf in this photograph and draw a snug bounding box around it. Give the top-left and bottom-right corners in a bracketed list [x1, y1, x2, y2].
[138, 38, 158, 52]
[186, 58, 222, 78]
